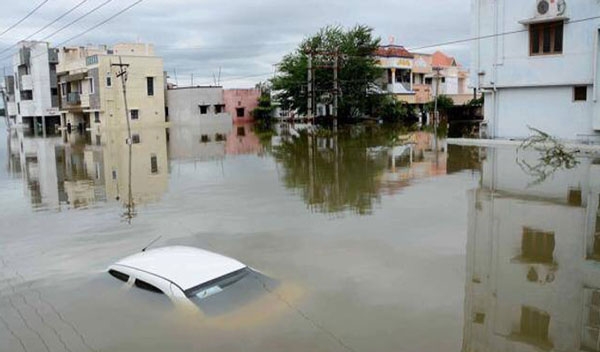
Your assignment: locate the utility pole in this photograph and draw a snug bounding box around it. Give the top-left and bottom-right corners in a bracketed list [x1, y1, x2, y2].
[191, 73, 194, 87]
[307, 52, 313, 122]
[112, 57, 134, 222]
[333, 48, 339, 132]
[433, 66, 442, 153]
[174, 68, 179, 86]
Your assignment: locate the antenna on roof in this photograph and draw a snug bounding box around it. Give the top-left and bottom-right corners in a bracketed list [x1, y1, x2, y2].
[142, 235, 162, 252]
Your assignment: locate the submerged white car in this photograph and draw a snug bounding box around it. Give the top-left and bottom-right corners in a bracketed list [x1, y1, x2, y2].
[108, 246, 273, 313]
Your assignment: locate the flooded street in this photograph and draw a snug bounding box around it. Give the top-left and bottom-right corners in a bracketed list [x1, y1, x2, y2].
[1, 121, 598, 352]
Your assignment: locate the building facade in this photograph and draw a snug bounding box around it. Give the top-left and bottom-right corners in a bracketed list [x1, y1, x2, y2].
[56, 43, 166, 134]
[166, 86, 230, 125]
[223, 88, 260, 123]
[10, 41, 60, 135]
[472, 0, 600, 141]
[376, 46, 473, 107]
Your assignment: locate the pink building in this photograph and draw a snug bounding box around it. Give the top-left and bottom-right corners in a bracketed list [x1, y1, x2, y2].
[223, 88, 261, 123]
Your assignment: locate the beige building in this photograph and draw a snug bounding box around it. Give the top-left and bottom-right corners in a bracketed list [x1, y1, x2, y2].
[56, 43, 166, 134]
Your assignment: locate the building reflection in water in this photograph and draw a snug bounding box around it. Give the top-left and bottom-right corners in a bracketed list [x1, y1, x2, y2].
[270, 123, 478, 215]
[6, 127, 169, 214]
[463, 146, 600, 351]
[167, 122, 264, 168]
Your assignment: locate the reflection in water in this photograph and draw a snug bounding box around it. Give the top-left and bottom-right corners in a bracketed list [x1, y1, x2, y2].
[270, 123, 477, 215]
[6, 127, 169, 214]
[463, 146, 600, 352]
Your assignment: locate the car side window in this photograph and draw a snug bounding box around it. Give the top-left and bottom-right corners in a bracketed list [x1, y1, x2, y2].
[108, 269, 130, 283]
[134, 279, 164, 294]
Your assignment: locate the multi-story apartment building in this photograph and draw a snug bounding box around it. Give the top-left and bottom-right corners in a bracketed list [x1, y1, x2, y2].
[56, 43, 166, 134]
[472, 0, 600, 141]
[375, 45, 473, 107]
[463, 146, 600, 351]
[10, 41, 60, 135]
[375, 45, 416, 103]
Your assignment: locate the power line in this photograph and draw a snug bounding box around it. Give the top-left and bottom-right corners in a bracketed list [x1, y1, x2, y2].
[408, 14, 600, 51]
[41, 0, 114, 41]
[0, 0, 90, 57]
[0, 0, 144, 64]
[0, 0, 49, 38]
[54, 0, 144, 47]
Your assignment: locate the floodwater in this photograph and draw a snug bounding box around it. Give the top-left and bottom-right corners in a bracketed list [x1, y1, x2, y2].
[0, 121, 598, 352]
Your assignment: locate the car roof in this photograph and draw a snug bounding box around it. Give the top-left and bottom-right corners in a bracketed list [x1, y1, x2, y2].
[111, 246, 246, 292]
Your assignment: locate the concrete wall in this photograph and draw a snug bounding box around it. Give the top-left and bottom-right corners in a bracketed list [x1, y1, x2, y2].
[166, 87, 231, 125]
[224, 88, 260, 122]
[472, 0, 600, 140]
[483, 86, 596, 140]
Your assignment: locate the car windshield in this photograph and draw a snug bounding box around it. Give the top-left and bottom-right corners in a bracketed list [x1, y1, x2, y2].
[185, 267, 251, 299]
[185, 268, 279, 316]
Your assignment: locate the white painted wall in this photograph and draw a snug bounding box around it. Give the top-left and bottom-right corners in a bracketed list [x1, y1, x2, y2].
[12, 42, 58, 125]
[167, 87, 231, 126]
[472, 0, 600, 140]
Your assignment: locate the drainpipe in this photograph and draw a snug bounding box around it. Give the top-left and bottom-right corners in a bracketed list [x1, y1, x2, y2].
[593, 27, 600, 103]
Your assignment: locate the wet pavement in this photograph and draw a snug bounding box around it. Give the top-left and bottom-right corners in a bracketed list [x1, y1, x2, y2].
[1, 121, 598, 351]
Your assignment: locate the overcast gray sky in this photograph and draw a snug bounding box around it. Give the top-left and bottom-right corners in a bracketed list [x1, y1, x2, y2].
[0, 0, 471, 88]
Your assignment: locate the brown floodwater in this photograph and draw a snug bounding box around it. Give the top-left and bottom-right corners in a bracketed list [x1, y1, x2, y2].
[1, 121, 598, 352]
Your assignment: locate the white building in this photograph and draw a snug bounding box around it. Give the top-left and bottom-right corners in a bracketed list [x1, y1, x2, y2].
[11, 41, 60, 135]
[472, 0, 600, 141]
[463, 146, 600, 351]
[166, 86, 230, 126]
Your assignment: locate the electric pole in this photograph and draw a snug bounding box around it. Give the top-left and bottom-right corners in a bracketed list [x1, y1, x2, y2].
[433, 66, 442, 153]
[333, 48, 339, 132]
[112, 57, 134, 222]
[307, 52, 313, 122]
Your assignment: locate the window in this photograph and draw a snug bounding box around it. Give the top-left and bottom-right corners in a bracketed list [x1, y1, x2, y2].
[20, 90, 33, 100]
[130, 109, 139, 120]
[593, 195, 600, 260]
[215, 104, 225, 114]
[94, 111, 100, 123]
[150, 155, 158, 174]
[112, 169, 117, 180]
[146, 77, 154, 96]
[568, 188, 582, 206]
[237, 126, 246, 137]
[522, 227, 555, 263]
[131, 134, 140, 144]
[88, 78, 94, 94]
[215, 133, 226, 142]
[425, 77, 433, 85]
[199, 105, 209, 114]
[200, 135, 210, 143]
[520, 306, 550, 344]
[134, 279, 163, 294]
[236, 107, 245, 118]
[106, 74, 112, 87]
[582, 289, 600, 351]
[473, 313, 485, 324]
[95, 135, 101, 146]
[574, 86, 588, 102]
[51, 88, 58, 96]
[108, 269, 129, 282]
[530, 21, 564, 56]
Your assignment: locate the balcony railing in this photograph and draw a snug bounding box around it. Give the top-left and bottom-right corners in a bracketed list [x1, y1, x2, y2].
[67, 92, 81, 104]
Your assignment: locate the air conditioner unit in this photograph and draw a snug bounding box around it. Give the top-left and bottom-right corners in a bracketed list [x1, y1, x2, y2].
[535, 0, 567, 18]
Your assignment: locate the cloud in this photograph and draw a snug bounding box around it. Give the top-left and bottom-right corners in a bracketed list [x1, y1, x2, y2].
[0, 0, 471, 88]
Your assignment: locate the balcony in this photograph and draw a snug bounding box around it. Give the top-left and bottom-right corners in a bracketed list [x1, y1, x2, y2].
[67, 92, 81, 105]
[17, 48, 31, 66]
[386, 82, 412, 95]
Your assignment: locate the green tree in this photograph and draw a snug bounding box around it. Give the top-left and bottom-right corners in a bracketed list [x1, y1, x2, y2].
[271, 25, 383, 119]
